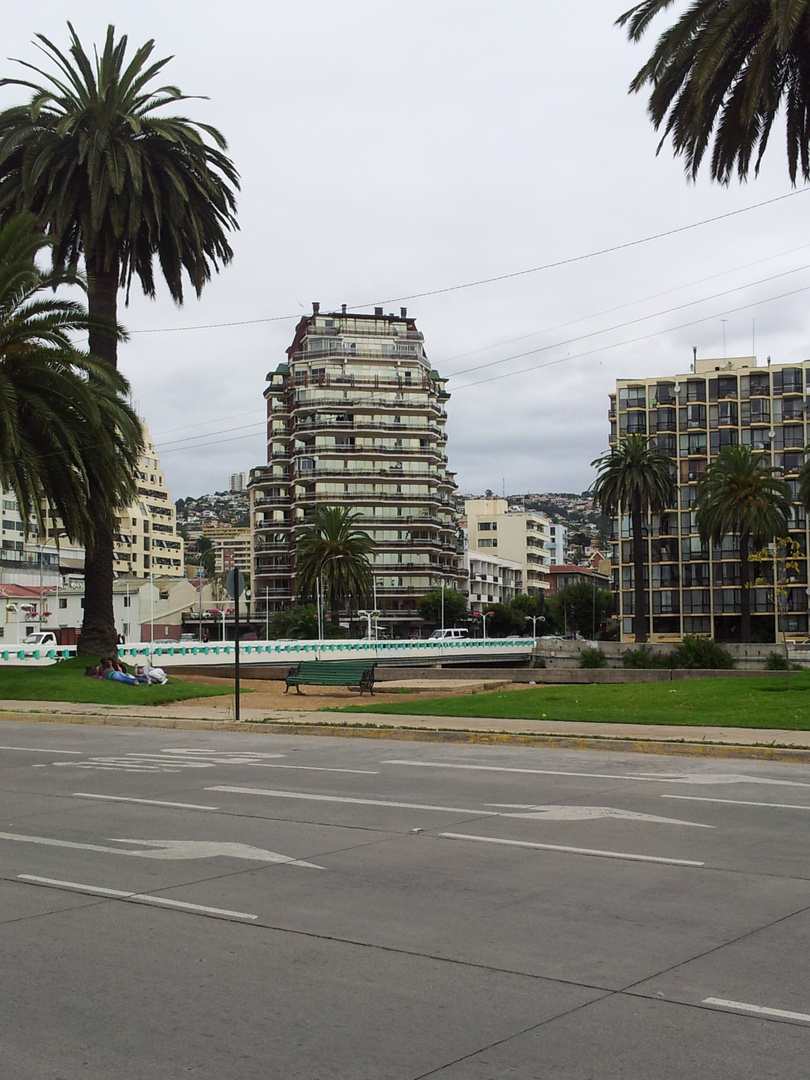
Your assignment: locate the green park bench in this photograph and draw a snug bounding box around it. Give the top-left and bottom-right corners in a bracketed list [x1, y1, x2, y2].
[285, 659, 376, 695]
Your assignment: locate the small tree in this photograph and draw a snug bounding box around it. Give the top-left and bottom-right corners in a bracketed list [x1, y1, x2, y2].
[750, 536, 803, 689]
[418, 588, 467, 627]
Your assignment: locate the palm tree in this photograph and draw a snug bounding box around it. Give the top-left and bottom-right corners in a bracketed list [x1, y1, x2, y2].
[591, 435, 676, 643]
[294, 507, 375, 628]
[619, 1, 810, 183]
[0, 23, 239, 654]
[0, 212, 142, 549]
[695, 445, 792, 641]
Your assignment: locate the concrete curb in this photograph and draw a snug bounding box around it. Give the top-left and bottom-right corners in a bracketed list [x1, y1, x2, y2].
[2, 708, 810, 763]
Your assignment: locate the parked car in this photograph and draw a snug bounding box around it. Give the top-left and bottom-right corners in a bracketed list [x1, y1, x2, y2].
[428, 628, 470, 640]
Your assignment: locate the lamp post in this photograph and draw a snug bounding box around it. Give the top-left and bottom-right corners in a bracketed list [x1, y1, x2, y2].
[475, 609, 495, 638]
[527, 614, 545, 638]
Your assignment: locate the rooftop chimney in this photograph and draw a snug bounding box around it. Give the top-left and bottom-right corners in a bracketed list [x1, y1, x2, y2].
[374, 306, 383, 316]
[400, 307, 407, 318]
[312, 302, 320, 314]
[341, 304, 347, 314]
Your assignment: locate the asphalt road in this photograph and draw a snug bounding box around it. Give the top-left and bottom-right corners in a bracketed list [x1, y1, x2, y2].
[2, 721, 809, 1079]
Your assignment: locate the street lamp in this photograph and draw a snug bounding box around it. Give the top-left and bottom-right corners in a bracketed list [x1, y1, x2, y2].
[475, 609, 495, 638]
[527, 614, 545, 638]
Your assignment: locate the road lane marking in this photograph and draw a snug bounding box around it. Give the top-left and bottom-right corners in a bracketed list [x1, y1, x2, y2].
[208, 786, 489, 814]
[0, 745, 82, 754]
[18, 876, 257, 920]
[249, 765, 379, 774]
[383, 760, 810, 787]
[703, 998, 810, 1023]
[208, 788, 708, 828]
[439, 832, 705, 866]
[73, 794, 220, 811]
[0, 832, 322, 867]
[663, 795, 810, 811]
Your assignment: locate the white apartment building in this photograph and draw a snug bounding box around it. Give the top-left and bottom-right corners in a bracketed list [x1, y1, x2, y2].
[465, 498, 551, 597]
[464, 549, 524, 607]
[546, 522, 567, 564]
[249, 304, 464, 634]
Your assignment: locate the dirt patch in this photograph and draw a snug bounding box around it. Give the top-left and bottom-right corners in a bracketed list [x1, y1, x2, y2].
[172, 673, 517, 712]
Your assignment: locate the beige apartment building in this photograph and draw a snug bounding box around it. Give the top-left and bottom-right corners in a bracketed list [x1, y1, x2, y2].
[464, 498, 551, 597]
[112, 425, 184, 578]
[610, 355, 810, 642]
[249, 305, 464, 634]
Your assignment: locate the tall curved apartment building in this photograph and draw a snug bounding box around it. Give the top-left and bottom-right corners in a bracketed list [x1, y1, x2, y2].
[249, 305, 464, 634]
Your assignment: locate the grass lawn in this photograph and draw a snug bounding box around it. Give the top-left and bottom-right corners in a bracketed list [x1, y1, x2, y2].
[0, 657, 234, 706]
[337, 673, 810, 730]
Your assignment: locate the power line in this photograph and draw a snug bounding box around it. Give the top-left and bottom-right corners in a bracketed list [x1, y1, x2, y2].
[130, 188, 810, 336]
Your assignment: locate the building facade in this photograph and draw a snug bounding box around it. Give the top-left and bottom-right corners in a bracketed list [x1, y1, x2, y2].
[111, 425, 185, 578]
[464, 549, 524, 607]
[249, 305, 464, 633]
[200, 524, 251, 576]
[610, 355, 810, 642]
[464, 498, 551, 597]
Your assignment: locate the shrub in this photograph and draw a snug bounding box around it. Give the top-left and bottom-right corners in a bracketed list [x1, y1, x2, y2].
[622, 644, 670, 669]
[579, 647, 608, 669]
[766, 651, 788, 671]
[531, 656, 547, 668]
[670, 635, 734, 670]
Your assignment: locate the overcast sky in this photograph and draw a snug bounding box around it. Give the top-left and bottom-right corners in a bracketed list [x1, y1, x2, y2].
[6, 2, 810, 500]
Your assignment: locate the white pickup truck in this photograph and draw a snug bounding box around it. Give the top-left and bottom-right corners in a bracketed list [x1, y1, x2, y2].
[22, 632, 58, 646]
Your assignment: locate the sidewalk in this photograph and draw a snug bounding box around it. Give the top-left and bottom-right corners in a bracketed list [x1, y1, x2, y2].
[1, 698, 810, 762]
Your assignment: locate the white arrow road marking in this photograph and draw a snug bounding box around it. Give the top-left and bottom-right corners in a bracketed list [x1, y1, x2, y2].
[703, 998, 810, 1023]
[487, 804, 713, 827]
[209, 788, 710, 829]
[439, 833, 704, 867]
[109, 839, 322, 866]
[664, 795, 810, 811]
[0, 832, 322, 868]
[383, 761, 810, 788]
[208, 787, 490, 814]
[19, 876, 257, 920]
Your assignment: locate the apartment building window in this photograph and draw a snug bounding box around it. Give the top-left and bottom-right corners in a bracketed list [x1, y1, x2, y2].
[682, 589, 710, 613]
[683, 563, 710, 587]
[686, 404, 706, 429]
[710, 429, 739, 454]
[686, 381, 706, 402]
[478, 539, 497, 548]
[749, 399, 771, 424]
[717, 401, 738, 426]
[478, 522, 496, 531]
[626, 411, 646, 434]
[619, 386, 647, 409]
[774, 369, 803, 394]
[748, 373, 770, 396]
[681, 433, 708, 456]
[655, 408, 676, 432]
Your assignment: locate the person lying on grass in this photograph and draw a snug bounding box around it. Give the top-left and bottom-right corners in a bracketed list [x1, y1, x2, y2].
[85, 658, 148, 686]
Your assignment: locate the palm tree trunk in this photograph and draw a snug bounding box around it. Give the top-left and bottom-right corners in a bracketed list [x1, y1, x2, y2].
[739, 528, 751, 643]
[631, 497, 648, 643]
[75, 268, 121, 657]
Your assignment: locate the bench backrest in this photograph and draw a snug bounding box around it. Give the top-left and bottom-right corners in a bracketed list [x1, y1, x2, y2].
[292, 660, 375, 676]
